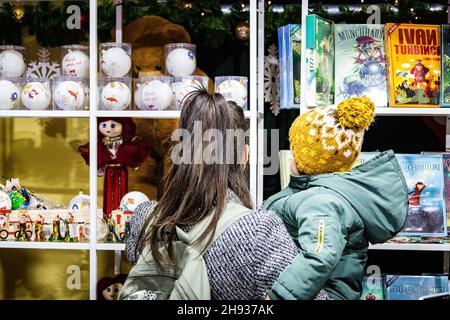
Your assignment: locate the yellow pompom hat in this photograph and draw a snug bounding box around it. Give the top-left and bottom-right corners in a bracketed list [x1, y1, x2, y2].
[289, 96, 375, 175]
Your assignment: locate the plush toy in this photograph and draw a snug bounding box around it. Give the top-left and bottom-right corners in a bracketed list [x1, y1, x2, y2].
[78, 118, 148, 216]
[116, 16, 213, 198]
[97, 274, 127, 300]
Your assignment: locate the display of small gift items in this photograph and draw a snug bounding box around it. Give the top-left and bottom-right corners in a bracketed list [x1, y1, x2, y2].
[60, 212, 79, 242]
[0, 46, 27, 78]
[1, 178, 53, 210]
[115, 191, 149, 242]
[78, 118, 148, 217]
[0, 213, 9, 240]
[97, 274, 127, 300]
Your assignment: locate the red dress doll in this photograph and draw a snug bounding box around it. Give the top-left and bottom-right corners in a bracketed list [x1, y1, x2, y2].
[79, 118, 148, 217]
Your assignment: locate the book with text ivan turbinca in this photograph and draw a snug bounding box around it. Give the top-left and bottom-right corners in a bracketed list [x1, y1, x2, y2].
[334, 24, 387, 107]
[385, 23, 441, 107]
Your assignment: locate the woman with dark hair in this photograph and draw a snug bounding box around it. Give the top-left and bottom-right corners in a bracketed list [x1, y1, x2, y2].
[125, 87, 328, 300]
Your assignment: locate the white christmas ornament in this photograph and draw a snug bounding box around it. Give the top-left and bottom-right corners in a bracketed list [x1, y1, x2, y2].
[172, 78, 207, 109]
[101, 81, 131, 110]
[54, 81, 85, 110]
[166, 48, 196, 77]
[69, 191, 90, 211]
[217, 79, 248, 108]
[0, 191, 12, 210]
[62, 50, 89, 78]
[101, 47, 131, 77]
[0, 80, 21, 110]
[0, 50, 26, 77]
[21, 81, 51, 110]
[135, 80, 173, 110]
[119, 191, 149, 212]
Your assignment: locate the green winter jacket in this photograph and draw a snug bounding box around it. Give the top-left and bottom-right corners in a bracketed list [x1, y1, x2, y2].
[264, 150, 408, 300]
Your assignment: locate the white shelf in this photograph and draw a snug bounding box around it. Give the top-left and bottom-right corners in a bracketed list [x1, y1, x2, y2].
[375, 108, 450, 116]
[96, 110, 254, 119]
[95, 243, 125, 251]
[0, 110, 90, 118]
[369, 243, 450, 252]
[0, 241, 90, 250]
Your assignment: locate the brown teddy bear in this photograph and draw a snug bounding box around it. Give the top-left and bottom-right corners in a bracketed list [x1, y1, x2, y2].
[113, 16, 212, 199]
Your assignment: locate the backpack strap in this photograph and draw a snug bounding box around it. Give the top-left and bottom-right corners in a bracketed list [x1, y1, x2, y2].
[169, 200, 252, 300]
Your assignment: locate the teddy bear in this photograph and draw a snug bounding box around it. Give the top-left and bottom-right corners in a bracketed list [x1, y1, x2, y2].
[112, 16, 213, 199]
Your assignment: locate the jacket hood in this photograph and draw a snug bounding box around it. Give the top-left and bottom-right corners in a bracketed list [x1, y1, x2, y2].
[288, 150, 408, 244]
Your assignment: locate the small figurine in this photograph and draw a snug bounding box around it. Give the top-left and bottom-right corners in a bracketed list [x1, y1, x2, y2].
[48, 215, 63, 241]
[78, 118, 148, 217]
[63, 213, 79, 242]
[120, 219, 131, 242]
[34, 214, 45, 241]
[14, 213, 32, 241]
[103, 218, 120, 243]
[79, 225, 85, 242]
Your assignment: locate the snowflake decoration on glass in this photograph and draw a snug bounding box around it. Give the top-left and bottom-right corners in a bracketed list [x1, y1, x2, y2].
[26, 48, 61, 79]
[264, 44, 280, 116]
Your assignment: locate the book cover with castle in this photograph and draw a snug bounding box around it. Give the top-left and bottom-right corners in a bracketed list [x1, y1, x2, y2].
[385, 23, 441, 107]
[335, 24, 387, 107]
[396, 154, 447, 237]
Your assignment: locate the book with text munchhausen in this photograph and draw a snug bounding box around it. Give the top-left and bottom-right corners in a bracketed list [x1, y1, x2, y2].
[441, 25, 450, 106]
[306, 14, 334, 106]
[384, 275, 449, 300]
[385, 23, 441, 107]
[335, 24, 387, 107]
[396, 154, 447, 237]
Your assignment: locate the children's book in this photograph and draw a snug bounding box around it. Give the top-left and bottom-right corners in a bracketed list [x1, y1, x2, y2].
[442, 154, 450, 233]
[306, 14, 334, 106]
[385, 275, 449, 300]
[441, 25, 450, 107]
[334, 24, 387, 107]
[287, 24, 301, 109]
[360, 276, 385, 300]
[395, 154, 447, 237]
[385, 23, 441, 107]
[279, 25, 302, 109]
[278, 26, 288, 110]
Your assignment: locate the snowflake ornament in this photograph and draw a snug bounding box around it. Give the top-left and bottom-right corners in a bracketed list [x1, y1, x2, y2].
[26, 48, 61, 79]
[264, 44, 280, 116]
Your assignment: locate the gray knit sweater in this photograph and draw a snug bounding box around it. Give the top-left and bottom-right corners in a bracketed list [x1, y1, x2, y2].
[126, 197, 330, 300]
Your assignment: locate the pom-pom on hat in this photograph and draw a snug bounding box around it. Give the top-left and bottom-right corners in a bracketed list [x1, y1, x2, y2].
[289, 96, 375, 175]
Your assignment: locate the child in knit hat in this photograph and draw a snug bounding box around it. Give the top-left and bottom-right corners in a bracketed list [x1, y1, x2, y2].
[264, 96, 408, 300]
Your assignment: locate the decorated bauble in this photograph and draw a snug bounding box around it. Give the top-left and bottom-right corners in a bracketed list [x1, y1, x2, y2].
[134, 80, 173, 110]
[235, 21, 250, 41]
[8, 191, 26, 210]
[216, 79, 248, 108]
[100, 47, 131, 77]
[69, 191, 90, 210]
[0, 191, 12, 210]
[54, 80, 85, 110]
[21, 81, 51, 110]
[101, 81, 131, 110]
[172, 78, 207, 109]
[12, 7, 25, 22]
[0, 50, 26, 77]
[0, 80, 21, 110]
[119, 191, 149, 212]
[166, 48, 196, 77]
[62, 50, 89, 78]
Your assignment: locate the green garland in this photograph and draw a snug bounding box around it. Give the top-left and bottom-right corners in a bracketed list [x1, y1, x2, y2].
[1, 0, 449, 50]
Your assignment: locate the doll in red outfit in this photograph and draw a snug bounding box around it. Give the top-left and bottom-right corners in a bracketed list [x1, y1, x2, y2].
[79, 118, 148, 216]
[408, 182, 426, 207]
